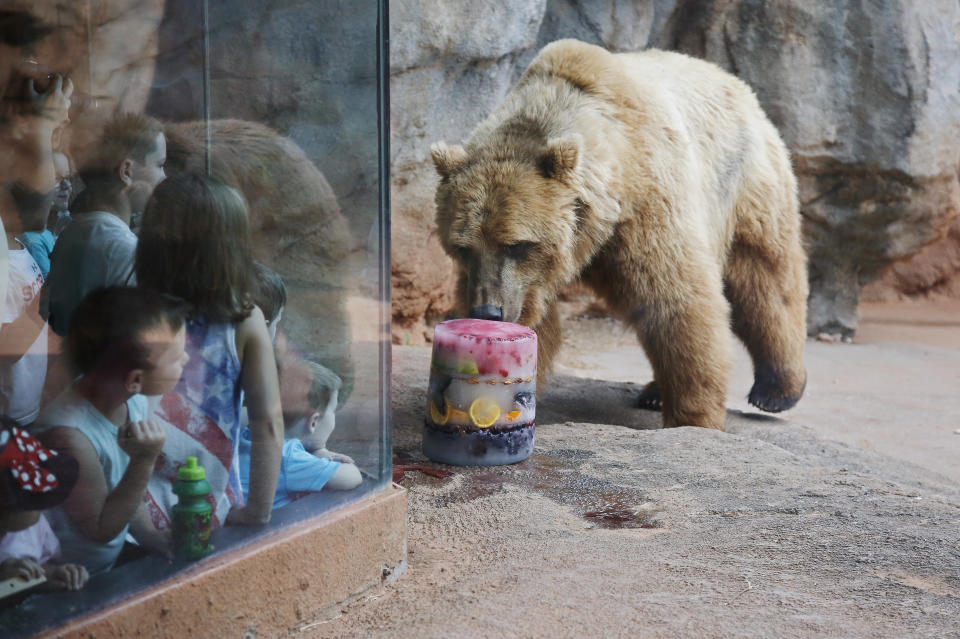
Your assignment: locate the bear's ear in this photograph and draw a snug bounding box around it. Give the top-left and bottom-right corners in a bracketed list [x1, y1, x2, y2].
[540, 137, 581, 183]
[431, 142, 469, 179]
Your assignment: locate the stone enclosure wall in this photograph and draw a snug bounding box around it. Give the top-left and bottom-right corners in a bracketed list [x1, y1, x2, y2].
[390, 0, 960, 341]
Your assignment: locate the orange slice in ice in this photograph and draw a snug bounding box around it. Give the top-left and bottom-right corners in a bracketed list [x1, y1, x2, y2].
[430, 399, 450, 425]
[469, 397, 500, 429]
[506, 410, 521, 421]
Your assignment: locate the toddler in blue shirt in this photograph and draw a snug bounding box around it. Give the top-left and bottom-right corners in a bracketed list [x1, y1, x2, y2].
[238, 358, 362, 508]
[240, 262, 361, 508]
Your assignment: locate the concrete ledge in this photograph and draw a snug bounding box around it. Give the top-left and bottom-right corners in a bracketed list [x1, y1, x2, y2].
[43, 484, 407, 638]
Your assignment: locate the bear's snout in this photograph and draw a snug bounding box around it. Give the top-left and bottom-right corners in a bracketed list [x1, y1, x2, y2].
[469, 304, 503, 321]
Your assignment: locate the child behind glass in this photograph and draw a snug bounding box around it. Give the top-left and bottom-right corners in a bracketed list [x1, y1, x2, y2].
[0, 418, 88, 592]
[245, 263, 360, 507]
[33, 287, 189, 575]
[239, 358, 361, 509]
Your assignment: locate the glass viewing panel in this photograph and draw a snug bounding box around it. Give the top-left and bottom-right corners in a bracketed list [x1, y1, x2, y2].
[0, 1, 390, 634]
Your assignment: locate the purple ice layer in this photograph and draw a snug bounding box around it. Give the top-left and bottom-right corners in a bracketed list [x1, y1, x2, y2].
[422, 422, 535, 466]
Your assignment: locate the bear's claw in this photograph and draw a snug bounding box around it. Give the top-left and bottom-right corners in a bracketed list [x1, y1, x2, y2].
[636, 381, 662, 411]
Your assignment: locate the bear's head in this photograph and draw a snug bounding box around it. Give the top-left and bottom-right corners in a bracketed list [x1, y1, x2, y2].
[431, 137, 587, 329]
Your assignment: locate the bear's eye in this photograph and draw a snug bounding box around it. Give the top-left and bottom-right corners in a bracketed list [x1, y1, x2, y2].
[503, 242, 536, 261]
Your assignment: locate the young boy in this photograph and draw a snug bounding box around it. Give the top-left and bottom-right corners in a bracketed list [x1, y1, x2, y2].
[33, 286, 189, 575]
[42, 112, 167, 336]
[239, 358, 361, 509]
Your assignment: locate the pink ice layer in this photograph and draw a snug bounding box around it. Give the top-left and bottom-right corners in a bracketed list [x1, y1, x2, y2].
[432, 319, 537, 378]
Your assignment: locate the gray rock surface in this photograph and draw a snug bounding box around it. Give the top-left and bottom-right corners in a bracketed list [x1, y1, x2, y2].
[662, 0, 960, 337]
[390, 0, 546, 70]
[146, 0, 382, 242]
[309, 344, 960, 637]
[389, 0, 547, 343]
[519, 0, 668, 65]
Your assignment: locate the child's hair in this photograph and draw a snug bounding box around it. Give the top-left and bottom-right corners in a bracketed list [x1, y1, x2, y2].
[136, 172, 255, 324]
[0, 416, 78, 511]
[252, 261, 286, 324]
[66, 286, 189, 377]
[73, 112, 163, 197]
[283, 360, 342, 425]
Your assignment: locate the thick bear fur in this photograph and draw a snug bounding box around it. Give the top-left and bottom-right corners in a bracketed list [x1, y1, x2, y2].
[431, 39, 808, 430]
[163, 119, 355, 398]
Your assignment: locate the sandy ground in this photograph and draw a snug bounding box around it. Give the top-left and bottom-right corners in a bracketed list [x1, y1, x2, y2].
[291, 299, 960, 638]
[553, 298, 960, 484]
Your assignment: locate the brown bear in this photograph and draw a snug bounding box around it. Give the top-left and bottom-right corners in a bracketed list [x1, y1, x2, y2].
[431, 39, 808, 431]
[163, 119, 356, 398]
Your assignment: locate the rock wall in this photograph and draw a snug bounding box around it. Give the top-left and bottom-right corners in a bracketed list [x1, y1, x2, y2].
[662, 0, 960, 336]
[861, 216, 960, 301]
[390, 0, 960, 340]
[146, 0, 381, 244]
[389, 0, 548, 343]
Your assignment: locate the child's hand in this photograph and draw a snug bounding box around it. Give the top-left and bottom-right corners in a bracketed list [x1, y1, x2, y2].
[327, 452, 354, 464]
[2, 69, 72, 127]
[0, 557, 43, 581]
[117, 419, 166, 461]
[31, 73, 72, 126]
[44, 563, 88, 591]
[313, 448, 354, 465]
[224, 505, 271, 527]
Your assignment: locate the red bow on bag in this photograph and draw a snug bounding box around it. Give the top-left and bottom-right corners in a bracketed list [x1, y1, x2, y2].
[0, 426, 60, 493]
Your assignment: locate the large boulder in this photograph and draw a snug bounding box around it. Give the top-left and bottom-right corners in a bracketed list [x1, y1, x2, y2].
[658, 0, 960, 336]
[146, 0, 382, 244]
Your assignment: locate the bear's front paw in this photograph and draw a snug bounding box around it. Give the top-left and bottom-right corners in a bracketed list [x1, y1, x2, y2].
[636, 381, 662, 411]
[748, 366, 806, 413]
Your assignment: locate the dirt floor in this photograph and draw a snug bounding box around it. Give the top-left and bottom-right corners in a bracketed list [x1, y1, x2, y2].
[553, 298, 960, 484]
[293, 299, 960, 638]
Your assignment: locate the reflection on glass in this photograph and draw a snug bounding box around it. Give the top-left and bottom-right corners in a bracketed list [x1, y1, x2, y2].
[0, 2, 388, 635]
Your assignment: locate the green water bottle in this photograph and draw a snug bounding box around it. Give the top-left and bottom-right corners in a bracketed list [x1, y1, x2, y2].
[171, 456, 213, 560]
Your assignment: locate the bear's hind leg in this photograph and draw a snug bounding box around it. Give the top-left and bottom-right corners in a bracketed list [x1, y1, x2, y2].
[725, 244, 808, 412]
